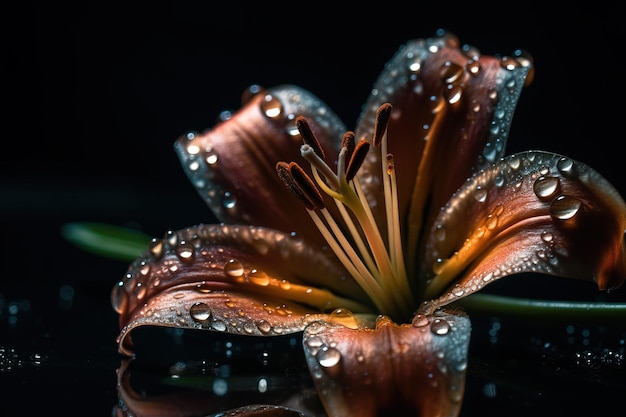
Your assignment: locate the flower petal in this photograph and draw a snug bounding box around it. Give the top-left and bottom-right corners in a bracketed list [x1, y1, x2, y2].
[302, 310, 470, 417]
[419, 151, 626, 314]
[174, 85, 346, 248]
[353, 32, 531, 278]
[112, 224, 374, 355]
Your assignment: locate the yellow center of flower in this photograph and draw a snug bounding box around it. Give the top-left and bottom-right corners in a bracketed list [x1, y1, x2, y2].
[276, 103, 414, 319]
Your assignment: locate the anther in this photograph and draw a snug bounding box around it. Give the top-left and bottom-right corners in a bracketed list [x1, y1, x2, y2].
[346, 139, 371, 182]
[373, 103, 393, 147]
[276, 161, 325, 210]
[295, 116, 325, 159]
[341, 131, 356, 166]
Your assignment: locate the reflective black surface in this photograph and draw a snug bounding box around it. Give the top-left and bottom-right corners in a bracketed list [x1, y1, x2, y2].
[2, 2, 625, 416]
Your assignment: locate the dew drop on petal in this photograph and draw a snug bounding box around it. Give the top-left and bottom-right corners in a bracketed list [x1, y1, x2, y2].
[412, 313, 429, 328]
[211, 320, 227, 332]
[149, 238, 164, 259]
[316, 346, 342, 368]
[256, 320, 272, 334]
[550, 195, 581, 220]
[111, 282, 128, 314]
[328, 308, 358, 329]
[474, 186, 488, 202]
[224, 259, 245, 277]
[260, 94, 283, 119]
[533, 176, 560, 199]
[190, 302, 211, 322]
[431, 318, 451, 335]
[305, 335, 324, 348]
[249, 269, 270, 286]
[176, 241, 195, 262]
[557, 157, 574, 174]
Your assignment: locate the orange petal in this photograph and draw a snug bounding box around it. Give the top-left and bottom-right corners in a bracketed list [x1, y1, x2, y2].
[112, 224, 373, 355]
[419, 151, 626, 313]
[302, 310, 470, 417]
[174, 85, 346, 249]
[353, 31, 532, 268]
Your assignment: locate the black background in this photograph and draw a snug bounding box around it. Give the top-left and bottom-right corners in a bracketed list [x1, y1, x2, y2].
[2, 2, 625, 416]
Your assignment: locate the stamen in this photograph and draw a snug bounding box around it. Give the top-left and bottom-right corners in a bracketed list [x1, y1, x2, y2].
[345, 139, 370, 182]
[278, 103, 415, 319]
[373, 102, 393, 147]
[296, 116, 325, 159]
[275, 161, 325, 210]
[341, 131, 356, 169]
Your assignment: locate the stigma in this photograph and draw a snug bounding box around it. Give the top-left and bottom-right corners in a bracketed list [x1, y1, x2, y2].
[277, 103, 415, 319]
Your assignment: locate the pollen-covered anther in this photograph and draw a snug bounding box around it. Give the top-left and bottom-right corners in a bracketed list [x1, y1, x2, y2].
[373, 102, 392, 147]
[345, 138, 370, 182]
[295, 116, 325, 159]
[276, 161, 325, 210]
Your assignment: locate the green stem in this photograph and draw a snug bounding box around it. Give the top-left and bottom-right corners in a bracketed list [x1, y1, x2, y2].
[454, 293, 626, 323]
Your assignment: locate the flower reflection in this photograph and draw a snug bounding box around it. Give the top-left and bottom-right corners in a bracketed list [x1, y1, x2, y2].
[111, 30, 626, 417]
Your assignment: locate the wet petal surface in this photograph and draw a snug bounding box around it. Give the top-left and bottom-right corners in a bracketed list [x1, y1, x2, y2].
[302, 309, 470, 417]
[420, 151, 626, 313]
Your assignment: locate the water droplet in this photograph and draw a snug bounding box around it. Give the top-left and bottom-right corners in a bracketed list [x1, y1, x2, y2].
[466, 59, 481, 75]
[557, 157, 574, 174]
[328, 308, 358, 329]
[206, 152, 218, 165]
[257, 378, 268, 393]
[111, 282, 128, 314]
[316, 346, 342, 368]
[176, 241, 195, 262]
[279, 280, 291, 290]
[256, 320, 272, 334]
[508, 155, 521, 170]
[149, 238, 164, 259]
[305, 335, 324, 348]
[412, 314, 429, 327]
[474, 186, 488, 202]
[190, 302, 211, 322]
[485, 214, 498, 230]
[224, 259, 244, 277]
[550, 195, 581, 220]
[431, 318, 451, 335]
[249, 269, 270, 286]
[533, 176, 560, 199]
[211, 320, 227, 331]
[445, 84, 463, 105]
[439, 61, 464, 84]
[541, 231, 554, 242]
[196, 282, 211, 293]
[260, 94, 283, 119]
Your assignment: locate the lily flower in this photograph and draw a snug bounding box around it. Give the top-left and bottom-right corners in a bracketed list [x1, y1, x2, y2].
[110, 31, 626, 417]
